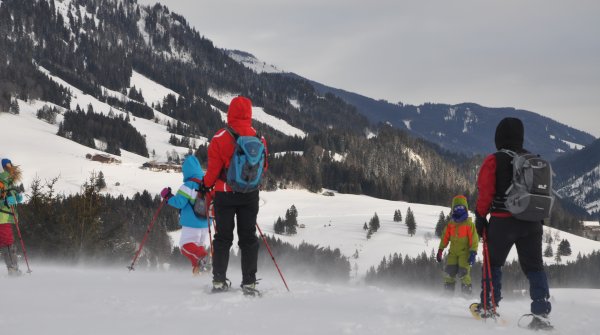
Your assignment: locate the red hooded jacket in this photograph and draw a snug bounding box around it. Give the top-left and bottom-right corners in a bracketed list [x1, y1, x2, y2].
[204, 96, 268, 192]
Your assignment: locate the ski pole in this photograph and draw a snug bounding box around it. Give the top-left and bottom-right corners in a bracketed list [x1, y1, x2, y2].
[255, 223, 290, 292]
[10, 205, 32, 274]
[128, 198, 166, 271]
[482, 230, 497, 317]
[207, 202, 214, 258]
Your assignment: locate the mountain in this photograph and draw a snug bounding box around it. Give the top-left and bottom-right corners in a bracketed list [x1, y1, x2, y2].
[305, 79, 595, 161]
[0, 0, 589, 230]
[554, 138, 600, 218]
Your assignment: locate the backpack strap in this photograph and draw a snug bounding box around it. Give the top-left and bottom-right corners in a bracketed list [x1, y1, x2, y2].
[225, 126, 240, 140]
[498, 149, 517, 158]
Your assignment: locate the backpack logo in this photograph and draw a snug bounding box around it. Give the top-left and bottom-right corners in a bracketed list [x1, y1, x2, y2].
[226, 128, 266, 193]
[501, 150, 554, 221]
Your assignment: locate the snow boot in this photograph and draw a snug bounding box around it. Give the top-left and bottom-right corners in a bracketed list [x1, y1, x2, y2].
[241, 281, 261, 297]
[443, 282, 455, 295]
[211, 279, 231, 293]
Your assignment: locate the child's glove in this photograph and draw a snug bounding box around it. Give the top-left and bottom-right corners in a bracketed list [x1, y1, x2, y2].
[436, 249, 443, 263]
[16, 193, 23, 204]
[5, 195, 17, 206]
[160, 187, 173, 200]
[468, 251, 477, 266]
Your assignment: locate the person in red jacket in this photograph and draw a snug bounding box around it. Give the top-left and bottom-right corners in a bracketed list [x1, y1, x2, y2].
[472, 117, 552, 330]
[202, 96, 267, 295]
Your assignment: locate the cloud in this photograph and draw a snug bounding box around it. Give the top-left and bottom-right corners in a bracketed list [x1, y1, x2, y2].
[138, 0, 600, 137]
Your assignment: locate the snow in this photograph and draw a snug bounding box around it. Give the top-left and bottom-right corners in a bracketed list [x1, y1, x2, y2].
[550, 134, 556, 140]
[273, 151, 303, 158]
[208, 90, 307, 138]
[584, 221, 600, 227]
[227, 51, 282, 74]
[366, 130, 377, 139]
[404, 148, 427, 173]
[403, 119, 412, 130]
[1, 99, 199, 196]
[444, 107, 457, 121]
[1, 265, 600, 335]
[129, 70, 180, 106]
[561, 139, 585, 150]
[558, 164, 600, 214]
[288, 99, 301, 110]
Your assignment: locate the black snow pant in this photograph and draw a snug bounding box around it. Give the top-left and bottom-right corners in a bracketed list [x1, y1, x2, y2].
[480, 216, 551, 315]
[212, 190, 260, 285]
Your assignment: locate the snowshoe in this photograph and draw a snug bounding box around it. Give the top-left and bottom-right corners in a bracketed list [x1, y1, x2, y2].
[519, 314, 554, 331]
[199, 257, 212, 273]
[443, 282, 455, 295]
[461, 283, 472, 296]
[469, 302, 500, 320]
[241, 282, 261, 297]
[7, 266, 22, 277]
[211, 279, 231, 293]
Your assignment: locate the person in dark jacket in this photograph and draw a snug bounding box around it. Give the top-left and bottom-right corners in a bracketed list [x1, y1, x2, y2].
[473, 117, 552, 330]
[202, 96, 267, 295]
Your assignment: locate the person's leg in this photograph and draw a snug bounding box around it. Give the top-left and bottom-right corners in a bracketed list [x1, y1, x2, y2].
[0, 225, 17, 273]
[235, 191, 260, 285]
[515, 221, 551, 316]
[480, 217, 515, 308]
[212, 193, 236, 282]
[457, 252, 472, 293]
[444, 253, 459, 291]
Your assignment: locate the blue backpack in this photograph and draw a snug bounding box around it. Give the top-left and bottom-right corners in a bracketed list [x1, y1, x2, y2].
[226, 127, 266, 193]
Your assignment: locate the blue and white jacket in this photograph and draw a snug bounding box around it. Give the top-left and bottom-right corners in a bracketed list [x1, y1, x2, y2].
[167, 155, 208, 229]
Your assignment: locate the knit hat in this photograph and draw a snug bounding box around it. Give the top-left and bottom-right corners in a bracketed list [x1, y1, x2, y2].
[495, 117, 524, 151]
[1, 159, 11, 169]
[451, 195, 469, 222]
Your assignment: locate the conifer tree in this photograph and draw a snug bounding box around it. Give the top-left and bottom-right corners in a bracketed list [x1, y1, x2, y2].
[544, 243, 553, 258]
[558, 239, 572, 256]
[393, 209, 402, 222]
[435, 211, 447, 238]
[405, 207, 417, 236]
[273, 217, 285, 235]
[368, 212, 380, 233]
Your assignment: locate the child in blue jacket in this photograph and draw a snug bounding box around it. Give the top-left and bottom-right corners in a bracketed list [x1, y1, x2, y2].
[161, 155, 210, 275]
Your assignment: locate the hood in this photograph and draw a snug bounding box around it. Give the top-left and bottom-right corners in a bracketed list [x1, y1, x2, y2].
[495, 117, 524, 151]
[451, 195, 469, 211]
[182, 155, 203, 181]
[227, 96, 253, 130]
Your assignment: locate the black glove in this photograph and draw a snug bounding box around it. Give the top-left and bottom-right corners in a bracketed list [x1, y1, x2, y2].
[197, 179, 212, 195]
[475, 213, 489, 238]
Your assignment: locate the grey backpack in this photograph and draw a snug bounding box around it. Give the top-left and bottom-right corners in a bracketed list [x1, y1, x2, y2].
[501, 149, 554, 221]
[189, 177, 207, 218]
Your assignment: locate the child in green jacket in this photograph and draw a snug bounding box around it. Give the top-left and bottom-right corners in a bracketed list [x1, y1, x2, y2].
[437, 195, 479, 294]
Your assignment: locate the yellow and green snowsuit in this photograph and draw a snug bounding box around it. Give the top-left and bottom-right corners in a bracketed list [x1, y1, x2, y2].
[439, 196, 479, 285]
[0, 170, 18, 224]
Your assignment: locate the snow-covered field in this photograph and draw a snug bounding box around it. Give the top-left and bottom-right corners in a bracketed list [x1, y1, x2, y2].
[1, 265, 599, 335]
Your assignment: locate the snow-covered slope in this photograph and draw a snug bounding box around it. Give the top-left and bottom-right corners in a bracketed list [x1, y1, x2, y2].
[1, 265, 599, 335]
[171, 189, 600, 278]
[226, 50, 283, 74]
[209, 90, 307, 138]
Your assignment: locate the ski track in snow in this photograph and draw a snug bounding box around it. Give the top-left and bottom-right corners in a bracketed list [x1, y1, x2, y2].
[1, 265, 599, 335]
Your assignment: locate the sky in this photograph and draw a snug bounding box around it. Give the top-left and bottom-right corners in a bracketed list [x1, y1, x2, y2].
[137, 0, 600, 137]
